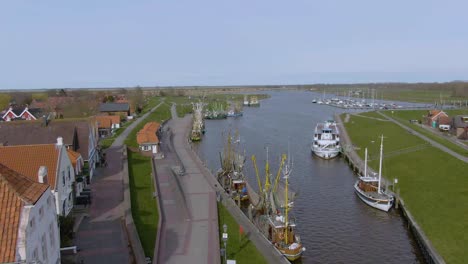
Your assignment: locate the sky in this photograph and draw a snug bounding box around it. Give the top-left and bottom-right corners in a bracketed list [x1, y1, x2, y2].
[1, 0, 468, 89]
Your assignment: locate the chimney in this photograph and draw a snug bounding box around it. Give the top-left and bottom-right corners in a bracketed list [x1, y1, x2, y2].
[38, 166, 48, 184]
[56, 137, 63, 146]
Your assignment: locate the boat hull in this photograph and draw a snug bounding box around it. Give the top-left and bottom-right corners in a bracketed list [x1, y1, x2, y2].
[311, 146, 340, 159]
[353, 182, 393, 212]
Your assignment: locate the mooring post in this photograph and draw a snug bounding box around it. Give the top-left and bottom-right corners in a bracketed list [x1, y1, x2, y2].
[396, 188, 400, 209]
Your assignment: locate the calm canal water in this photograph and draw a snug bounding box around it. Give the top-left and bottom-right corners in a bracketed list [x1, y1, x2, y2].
[194, 91, 423, 263]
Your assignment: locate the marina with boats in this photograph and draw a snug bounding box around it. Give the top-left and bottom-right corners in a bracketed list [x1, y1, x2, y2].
[193, 91, 427, 263]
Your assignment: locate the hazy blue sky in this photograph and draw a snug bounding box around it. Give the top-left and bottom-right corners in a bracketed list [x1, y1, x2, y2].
[1, 0, 467, 89]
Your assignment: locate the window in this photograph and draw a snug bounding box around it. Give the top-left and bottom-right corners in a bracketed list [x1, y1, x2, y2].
[62, 171, 65, 187]
[41, 234, 48, 261]
[49, 223, 55, 247]
[39, 206, 44, 219]
[68, 166, 71, 180]
[33, 248, 38, 260]
[29, 218, 35, 230]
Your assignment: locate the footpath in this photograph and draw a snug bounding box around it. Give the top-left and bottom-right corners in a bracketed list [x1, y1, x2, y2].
[74, 102, 163, 263]
[153, 105, 220, 264]
[378, 111, 468, 163]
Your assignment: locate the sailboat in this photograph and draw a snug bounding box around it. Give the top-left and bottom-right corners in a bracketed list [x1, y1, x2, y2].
[354, 136, 394, 212]
[250, 151, 305, 261]
[217, 132, 248, 202]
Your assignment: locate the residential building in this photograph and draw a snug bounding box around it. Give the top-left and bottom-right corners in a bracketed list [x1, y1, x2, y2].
[1, 106, 42, 121]
[137, 122, 161, 153]
[0, 118, 99, 180]
[98, 102, 131, 118]
[0, 163, 60, 264]
[67, 149, 86, 194]
[94, 115, 121, 138]
[0, 138, 76, 216]
[452, 115, 468, 140]
[424, 110, 451, 127]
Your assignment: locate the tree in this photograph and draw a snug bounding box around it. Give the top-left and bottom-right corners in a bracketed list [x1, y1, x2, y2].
[0, 93, 12, 109]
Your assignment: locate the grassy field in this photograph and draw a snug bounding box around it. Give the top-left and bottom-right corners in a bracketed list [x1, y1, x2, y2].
[124, 103, 171, 148]
[383, 110, 468, 157]
[343, 114, 468, 264]
[127, 151, 158, 258]
[218, 203, 268, 264]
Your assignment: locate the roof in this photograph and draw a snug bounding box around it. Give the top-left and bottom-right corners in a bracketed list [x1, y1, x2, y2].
[0, 163, 49, 263]
[428, 110, 449, 120]
[94, 116, 120, 129]
[2, 107, 42, 119]
[137, 122, 160, 145]
[453, 115, 468, 128]
[0, 119, 95, 159]
[67, 149, 82, 169]
[99, 103, 130, 112]
[94, 116, 112, 129]
[0, 144, 61, 190]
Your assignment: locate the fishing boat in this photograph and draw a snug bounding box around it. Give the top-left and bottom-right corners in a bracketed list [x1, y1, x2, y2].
[249, 151, 305, 261]
[249, 96, 260, 107]
[354, 136, 394, 212]
[205, 102, 227, 119]
[190, 102, 205, 141]
[312, 98, 317, 103]
[243, 95, 249, 106]
[217, 132, 249, 202]
[311, 120, 341, 159]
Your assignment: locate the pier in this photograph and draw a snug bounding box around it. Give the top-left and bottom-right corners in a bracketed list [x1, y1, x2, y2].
[335, 113, 446, 264]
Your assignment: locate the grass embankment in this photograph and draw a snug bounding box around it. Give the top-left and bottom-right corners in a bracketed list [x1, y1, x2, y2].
[125, 100, 171, 258]
[124, 103, 171, 148]
[382, 110, 468, 157]
[343, 113, 468, 264]
[217, 203, 268, 264]
[100, 121, 134, 149]
[127, 151, 158, 258]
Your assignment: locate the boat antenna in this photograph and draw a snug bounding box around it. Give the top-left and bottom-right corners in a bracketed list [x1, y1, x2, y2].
[378, 135, 384, 194]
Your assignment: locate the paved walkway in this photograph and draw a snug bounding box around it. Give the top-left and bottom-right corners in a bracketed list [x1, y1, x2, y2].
[154, 105, 220, 264]
[75, 102, 163, 263]
[378, 111, 468, 163]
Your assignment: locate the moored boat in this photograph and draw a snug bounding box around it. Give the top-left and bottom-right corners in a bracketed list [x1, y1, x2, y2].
[250, 152, 305, 261]
[354, 137, 394, 212]
[311, 120, 341, 159]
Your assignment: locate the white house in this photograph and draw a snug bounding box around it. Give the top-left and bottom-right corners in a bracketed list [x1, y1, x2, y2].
[0, 137, 77, 216]
[0, 163, 60, 264]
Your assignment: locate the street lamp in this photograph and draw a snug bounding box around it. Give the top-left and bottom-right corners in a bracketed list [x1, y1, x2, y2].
[222, 224, 228, 264]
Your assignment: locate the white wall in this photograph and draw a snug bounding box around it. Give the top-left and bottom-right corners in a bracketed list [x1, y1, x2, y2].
[54, 145, 76, 216]
[16, 188, 60, 264]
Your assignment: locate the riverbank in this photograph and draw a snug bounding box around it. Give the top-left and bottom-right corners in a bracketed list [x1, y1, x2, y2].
[340, 112, 468, 263]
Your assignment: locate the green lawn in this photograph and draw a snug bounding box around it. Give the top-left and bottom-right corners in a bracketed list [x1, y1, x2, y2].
[382, 110, 468, 157]
[127, 151, 158, 258]
[343, 114, 468, 264]
[124, 103, 171, 148]
[100, 120, 134, 149]
[218, 203, 268, 264]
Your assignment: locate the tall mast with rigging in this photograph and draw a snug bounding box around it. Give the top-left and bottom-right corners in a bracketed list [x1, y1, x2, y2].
[378, 135, 384, 194]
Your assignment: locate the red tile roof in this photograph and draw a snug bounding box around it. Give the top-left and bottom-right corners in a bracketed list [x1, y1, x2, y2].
[0, 144, 61, 190]
[137, 122, 160, 145]
[0, 163, 49, 263]
[67, 149, 82, 169]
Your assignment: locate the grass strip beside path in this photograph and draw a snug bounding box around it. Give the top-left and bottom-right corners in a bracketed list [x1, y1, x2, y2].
[343, 113, 468, 264]
[217, 203, 267, 264]
[127, 151, 158, 258]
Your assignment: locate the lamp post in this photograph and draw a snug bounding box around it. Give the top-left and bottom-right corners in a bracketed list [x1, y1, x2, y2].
[222, 224, 228, 264]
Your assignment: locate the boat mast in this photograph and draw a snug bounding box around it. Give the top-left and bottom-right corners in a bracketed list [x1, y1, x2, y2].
[283, 159, 290, 245]
[378, 135, 384, 194]
[364, 148, 367, 177]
